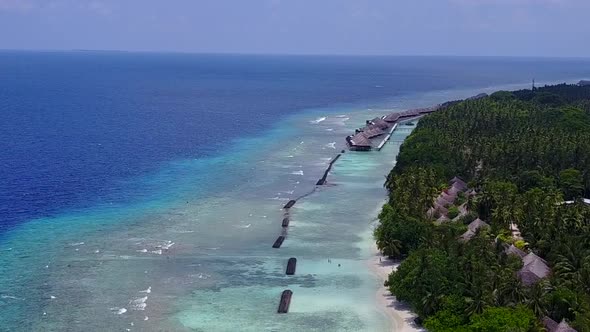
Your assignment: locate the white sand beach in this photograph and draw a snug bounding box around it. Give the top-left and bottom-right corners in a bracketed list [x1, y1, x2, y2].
[369, 244, 425, 332]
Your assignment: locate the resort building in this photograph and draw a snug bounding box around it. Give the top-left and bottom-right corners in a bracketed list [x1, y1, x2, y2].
[460, 218, 490, 241]
[453, 203, 469, 221]
[543, 317, 577, 332]
[504, 243, 552, 286]
[346, 133, 372, 151]
[368, 117, 390, 130]
[359, 127, 386, 139]
[505, 244, 527, 258]
[517, 252, 551, 286]
[427, 176, 470, 220]
[450, 176, 468, 191]
[346, 104, 447, 151]
[383, 113, 400, 123]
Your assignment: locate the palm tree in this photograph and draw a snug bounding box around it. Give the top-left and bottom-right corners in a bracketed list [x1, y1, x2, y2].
[421, 290, 444, 317]
[526, 281, 549, 317]
[577, 261, 590, 294]
[554, 238, 590, 286]
[497, 273, 526, 306]
[383, 239, 403, 258]
[464, 278, 493, 316]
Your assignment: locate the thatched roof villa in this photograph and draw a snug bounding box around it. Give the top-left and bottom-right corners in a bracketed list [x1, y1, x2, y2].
[383, 107, 430, 123]
[518, 252, 551, 286]
[543, 317, 577, 332]
[505, 244, 527, 258]
[452, 203, 469, 221]
[346, 133, 372, 151]
[435, 194, 454, 207]
[383, 113, 400, 123]
[368, 117, 390, 130]
[450, 176, 468, 191]
[433, 203, 449, 215]
[468, 218, 488, 232]
[447, 185, 462, 196]
[360, 127, 386, 139]
[427, 176, 472, 220]
[460, 218, 490, 241]
[440, 191, 456, 201]
[436, 215, 450, 224]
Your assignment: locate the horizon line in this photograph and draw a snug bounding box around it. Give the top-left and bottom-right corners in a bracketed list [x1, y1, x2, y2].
[1, 48, 590, 60]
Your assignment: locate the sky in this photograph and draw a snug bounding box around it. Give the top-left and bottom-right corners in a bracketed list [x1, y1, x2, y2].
[0, 0, 589, 57]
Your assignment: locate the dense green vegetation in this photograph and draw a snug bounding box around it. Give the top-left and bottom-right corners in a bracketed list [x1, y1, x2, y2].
[375, 84, 590, 331]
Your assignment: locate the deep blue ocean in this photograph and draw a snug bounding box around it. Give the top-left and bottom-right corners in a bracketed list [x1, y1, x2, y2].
[4, 52, 590, 331]
[2, 51, 590, 232]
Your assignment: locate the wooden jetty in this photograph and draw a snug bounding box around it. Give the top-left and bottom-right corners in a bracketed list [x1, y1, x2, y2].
[272, 236, 286, 248]
[283, 200, 296, 209]
[277, 290, 293, 313]
[376, 123, 398, 151]
[286, 257, 297, 275]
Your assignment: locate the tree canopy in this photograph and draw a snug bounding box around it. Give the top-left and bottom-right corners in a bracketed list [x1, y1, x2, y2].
[375, 84, 590, 331]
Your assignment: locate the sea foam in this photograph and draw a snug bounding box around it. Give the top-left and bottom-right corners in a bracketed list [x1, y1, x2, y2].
[310, 117, 326, 124]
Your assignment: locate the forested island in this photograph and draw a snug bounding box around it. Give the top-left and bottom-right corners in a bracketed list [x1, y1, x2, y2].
[375, 83, 590, 331]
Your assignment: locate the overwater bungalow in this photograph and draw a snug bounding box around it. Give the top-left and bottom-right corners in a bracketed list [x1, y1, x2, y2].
[383, 113, 400, 123]
[518, 253, 551, 286]
[368, 117, 390, 130]
[382, 108, 428, 123]
[346, 133, 372, 151]
[543, 317, 577, 332]
[418, 107, 438, 114]
[361, 127, 386, 139]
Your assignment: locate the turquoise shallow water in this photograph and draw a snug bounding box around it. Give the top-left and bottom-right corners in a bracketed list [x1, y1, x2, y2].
[0, 80, 582, 331]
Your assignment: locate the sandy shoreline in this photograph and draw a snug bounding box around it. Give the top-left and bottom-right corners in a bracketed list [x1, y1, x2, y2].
[368, 243, 424, 332]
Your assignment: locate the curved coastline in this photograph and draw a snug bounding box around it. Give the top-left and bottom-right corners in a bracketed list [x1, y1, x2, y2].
[354, 78, 588, 331]
[368, 81, 590, 331]
[1, 78, 587, 331]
